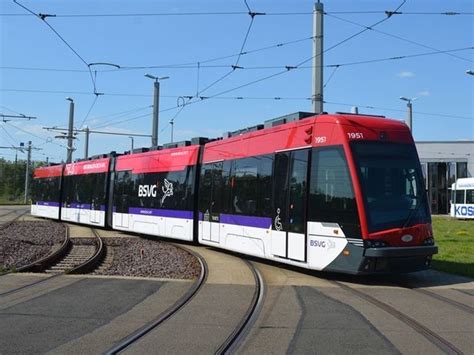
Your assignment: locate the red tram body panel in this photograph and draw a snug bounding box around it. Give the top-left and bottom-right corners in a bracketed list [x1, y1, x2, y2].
[61, 157, 111, 227]
[31, 164, 64, 219]
[112, 145, 200, 241]
[199, 114, 436, 274]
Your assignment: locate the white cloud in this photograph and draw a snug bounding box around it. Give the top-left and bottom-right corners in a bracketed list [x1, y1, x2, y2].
[397, 71, 415, 78]
[418, 90, 430, 97]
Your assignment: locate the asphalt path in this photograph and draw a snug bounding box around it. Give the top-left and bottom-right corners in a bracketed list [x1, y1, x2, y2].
[0, 205, 29, 226]
[238, 262, 474, 354]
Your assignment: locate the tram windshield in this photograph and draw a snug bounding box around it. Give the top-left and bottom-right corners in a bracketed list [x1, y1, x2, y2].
[351, 141, 430, 233]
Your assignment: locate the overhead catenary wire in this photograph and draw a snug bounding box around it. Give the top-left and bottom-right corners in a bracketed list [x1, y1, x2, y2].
[323, 66, 339, 88]
[2, 46, 472, 74]
[6, 121, 69, 149]
[323, 100, 474, 121]
[118, 35, 316, 71]
[295, 0, 407, 68]
[94, 0, 418, 133]
[196, 0, 261, 96]
[78, 94, 101, 128]
[0, 105, 26, 116]
[0, 125, 19, 147]
[198, 0, 408, 102]
[12, 0, 102, 94]
[1, 10, 472, 17]
[326, 13, 473, 64]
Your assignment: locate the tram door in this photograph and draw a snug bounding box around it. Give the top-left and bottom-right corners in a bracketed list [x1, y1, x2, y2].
[272, 149, 309, 262]
[201, 162, 222, 243]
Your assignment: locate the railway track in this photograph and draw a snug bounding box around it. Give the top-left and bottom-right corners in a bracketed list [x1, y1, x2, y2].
[216, 259, 265, 354]
[106, 249, 265, 355]
[409, 287, 474, 316]
[0, 226, 106, 297]
[333, 281, 464, 355]
[0, 210, 16, 218]
[105, 245, 208, 355]
[0, 208, 30, 230]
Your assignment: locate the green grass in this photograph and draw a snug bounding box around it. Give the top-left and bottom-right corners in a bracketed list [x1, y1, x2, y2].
[432, 216, 474, 278]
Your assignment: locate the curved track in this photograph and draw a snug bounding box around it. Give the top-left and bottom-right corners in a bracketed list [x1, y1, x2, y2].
[215, 259, 265, 354]
[333, 281, 464, 355]
[105, 245, 208, 355]
[409, 288, 474, 316]
[0, 208, 29, 230]
[0, 226, 105, 297]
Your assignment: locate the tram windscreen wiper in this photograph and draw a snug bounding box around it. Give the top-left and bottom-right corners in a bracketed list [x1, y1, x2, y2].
[402, 196, 421, 229]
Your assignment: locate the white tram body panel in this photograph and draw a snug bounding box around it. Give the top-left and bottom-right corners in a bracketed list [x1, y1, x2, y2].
[113, 210, 194, 241]
[198, 219, 351, 271]
[31, 202, 60, 220]
[61, 206, 106, 227]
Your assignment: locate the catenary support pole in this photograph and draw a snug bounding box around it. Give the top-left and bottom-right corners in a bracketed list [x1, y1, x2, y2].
[84, 126, 90, 159]
[24, 140, 31, 203]
[152, 80, 160, 147]
[312, 1, 324, 114]
[406, 101, 413, 132]
[66, 98, 75, 163]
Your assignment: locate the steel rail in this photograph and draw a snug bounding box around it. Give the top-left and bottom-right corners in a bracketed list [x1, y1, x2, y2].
[215, 259, 265, 354]
[17, 223, 71, 273]
[104, 245, 208, 355]
[409, 288, 474, 316]
[0, 209, 16, 218]
[334, 281, 463, 355]
[0, 225, 104, 296]
[0, 208, 29, 230]
[68, 228, 106, 274]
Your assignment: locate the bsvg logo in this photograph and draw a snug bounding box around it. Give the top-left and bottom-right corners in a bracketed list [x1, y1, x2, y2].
[138, 184, 157, 197]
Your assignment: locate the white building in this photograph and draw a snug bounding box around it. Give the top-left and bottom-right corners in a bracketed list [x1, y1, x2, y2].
[416, 141, 473, 214]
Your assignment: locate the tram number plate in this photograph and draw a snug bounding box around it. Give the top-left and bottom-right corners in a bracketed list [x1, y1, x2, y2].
[315, 136, 326, 144]
[347, 132, 364, 140]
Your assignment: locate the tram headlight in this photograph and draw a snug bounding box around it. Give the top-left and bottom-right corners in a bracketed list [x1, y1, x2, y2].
[422, 237, 434, 246]
[364, 240, 387, 248]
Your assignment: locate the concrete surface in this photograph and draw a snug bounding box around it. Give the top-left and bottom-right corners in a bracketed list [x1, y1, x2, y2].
[0, 277, 162, 354]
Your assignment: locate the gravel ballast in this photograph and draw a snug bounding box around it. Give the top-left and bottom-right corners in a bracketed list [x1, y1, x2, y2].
[97, 237, 201, 279]
[0, 221, 66, 270]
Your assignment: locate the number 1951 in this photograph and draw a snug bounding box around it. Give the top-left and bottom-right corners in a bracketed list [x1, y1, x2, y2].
[347, 132, 364, 139]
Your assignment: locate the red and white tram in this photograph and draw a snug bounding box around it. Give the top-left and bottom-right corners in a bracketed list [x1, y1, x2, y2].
[31, 112, 437, 274]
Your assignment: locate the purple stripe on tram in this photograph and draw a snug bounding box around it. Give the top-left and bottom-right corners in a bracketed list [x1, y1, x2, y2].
[128, 207, 194, 220]
[220, 213, 272, 229]
[64, 203, 106, 211]
[69, 203, 92, 209]
[37, 201, 60, 207]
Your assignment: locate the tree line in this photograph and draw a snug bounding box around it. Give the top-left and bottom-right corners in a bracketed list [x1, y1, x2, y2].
[0, 158, 45, 203]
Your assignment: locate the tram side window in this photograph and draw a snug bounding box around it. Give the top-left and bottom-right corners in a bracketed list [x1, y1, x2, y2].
[199, 163, 223, 215]
[91, 173, 107, 209]
[31, 177, 60, 203]
[309, 147, 360, 238]
[231, 157, 258, 215]
[199, 164, 213, 214]
[114, 170, 136, 213]
[257, 154, 273, 217]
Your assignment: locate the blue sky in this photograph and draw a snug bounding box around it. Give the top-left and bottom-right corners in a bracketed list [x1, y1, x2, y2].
[1, 0, 473, 163]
